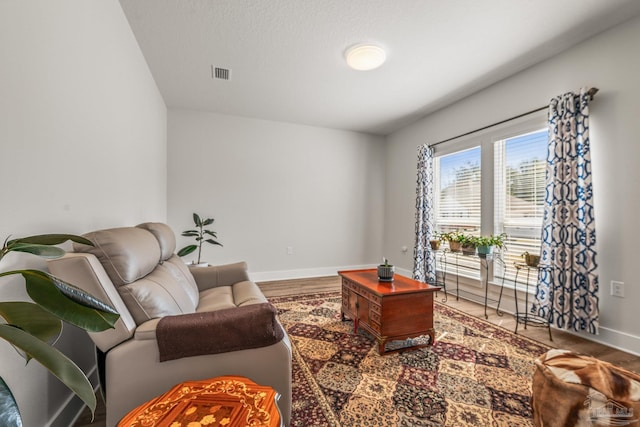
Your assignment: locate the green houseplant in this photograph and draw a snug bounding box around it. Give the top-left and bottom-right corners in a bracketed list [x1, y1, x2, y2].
[377, 258, 395, 282]
[0, 234, 120, 426]
[475, 233, 507, 256]
[459, 234, 478, 256]
[177, 213, 223, 266]
[442, 231, 465, 253]
[521, 251, 540, 267]
[429, 231, 442, 250]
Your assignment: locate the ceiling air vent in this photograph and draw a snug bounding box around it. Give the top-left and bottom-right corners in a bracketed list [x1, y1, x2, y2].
[211, 66, 231, 81]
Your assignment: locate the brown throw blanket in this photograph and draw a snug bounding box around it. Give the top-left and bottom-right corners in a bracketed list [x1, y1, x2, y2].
[156, 302, 285, 362]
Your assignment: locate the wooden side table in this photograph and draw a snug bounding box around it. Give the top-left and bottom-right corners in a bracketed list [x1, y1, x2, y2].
[118, 375, 282, 427]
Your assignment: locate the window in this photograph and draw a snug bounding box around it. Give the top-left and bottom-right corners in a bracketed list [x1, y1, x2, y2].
[435, 146, 481, 236]
[434, 147, 481, 278]
[495, 129, 547, 281]
[433, 118, 548, 285]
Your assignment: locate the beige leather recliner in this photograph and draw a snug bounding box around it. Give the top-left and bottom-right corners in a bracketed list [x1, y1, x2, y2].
[47, 222, 292, 427]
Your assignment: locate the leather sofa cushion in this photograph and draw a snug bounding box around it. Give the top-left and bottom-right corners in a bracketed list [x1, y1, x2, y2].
[197, 281, 267, 313]
[233, 281, 269, 306]
[197, 287, 235, 312]
[189, 261, 251, 291]
[119, 258, 199, 323]
[75, 226, 199, 324]
[163, 255, 199, 307]
[137, 222, 176, 262]
[75, 227, 161, 287]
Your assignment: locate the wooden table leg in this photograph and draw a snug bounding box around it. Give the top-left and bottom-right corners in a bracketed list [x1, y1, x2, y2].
[428, 328, 436, 345]
[378, 338, 386, 355]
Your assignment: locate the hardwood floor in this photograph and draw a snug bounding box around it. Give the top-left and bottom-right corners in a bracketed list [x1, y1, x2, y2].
[74, 275, 639, 426]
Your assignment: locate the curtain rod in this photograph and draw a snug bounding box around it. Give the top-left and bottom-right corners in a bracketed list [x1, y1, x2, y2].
[428, 87, 599, 148]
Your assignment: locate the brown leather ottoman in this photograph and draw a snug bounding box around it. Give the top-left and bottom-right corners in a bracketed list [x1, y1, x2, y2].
[531, 349, 640, 427]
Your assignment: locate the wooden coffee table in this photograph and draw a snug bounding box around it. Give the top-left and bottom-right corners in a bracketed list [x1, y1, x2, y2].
[339, 269, 440, 354]
[117, 375, 282, 427]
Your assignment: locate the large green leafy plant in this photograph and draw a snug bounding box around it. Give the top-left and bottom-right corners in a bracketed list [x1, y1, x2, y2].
[177, 213, 223, 265]
[0, 234, 120, 426]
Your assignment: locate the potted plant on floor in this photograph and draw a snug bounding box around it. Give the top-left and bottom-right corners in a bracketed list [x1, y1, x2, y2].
[377, 258, 395, 282]
[177, 213, 223, 267]
[0, 234, 120, 426]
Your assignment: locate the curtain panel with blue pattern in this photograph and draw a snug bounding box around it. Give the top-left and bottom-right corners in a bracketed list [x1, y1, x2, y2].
[413, 144, 437, 283]
[534, 87, 599, 334]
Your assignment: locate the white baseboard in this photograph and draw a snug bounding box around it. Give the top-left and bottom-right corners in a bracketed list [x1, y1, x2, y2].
[250, 264, 376, 282]
[564, 325, 640, 357]
[453, 279, 640, 357]
[250, 265, 417, 283]
[395, 267, 413, 277]
[49, 365, 99, 427]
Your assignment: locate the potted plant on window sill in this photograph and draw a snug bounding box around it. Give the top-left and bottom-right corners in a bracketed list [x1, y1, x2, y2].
[177, 213, 223, 267]
[521, 251, 540, 267]
[429, 231, 442, 250]
[443, 231, 464, 253]
[459, 234, 478, 256]
[475, 233, 507, 257]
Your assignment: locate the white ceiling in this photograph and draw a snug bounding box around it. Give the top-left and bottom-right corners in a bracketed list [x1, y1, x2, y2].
[120, 0, 640, 135]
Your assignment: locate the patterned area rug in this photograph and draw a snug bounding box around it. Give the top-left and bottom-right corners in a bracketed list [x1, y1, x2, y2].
[272, 291, 552, 427]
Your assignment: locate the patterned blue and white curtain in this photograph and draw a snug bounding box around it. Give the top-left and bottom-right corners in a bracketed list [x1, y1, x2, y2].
[413, 144, 436, 283]
[534, 87, 599, 334]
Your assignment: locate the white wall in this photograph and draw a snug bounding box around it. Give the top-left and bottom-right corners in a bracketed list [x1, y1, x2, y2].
[3, 2, 637, 424]
[384, 15, 640, 354]
[0, 1, 167, 426]
[168, 110, 385, 280]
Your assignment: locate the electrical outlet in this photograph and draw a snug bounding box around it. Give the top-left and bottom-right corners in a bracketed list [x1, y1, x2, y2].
[610, 281, 625, 298]
[287, 246, 293, 255]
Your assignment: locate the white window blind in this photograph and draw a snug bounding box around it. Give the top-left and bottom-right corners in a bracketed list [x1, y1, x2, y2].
[435, 146, 481, 234]
[494, 129, 547, 281]
[435, 146, 481, 277]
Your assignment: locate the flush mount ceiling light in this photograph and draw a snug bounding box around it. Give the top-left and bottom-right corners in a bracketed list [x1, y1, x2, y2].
[345, 44, 386, 71]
